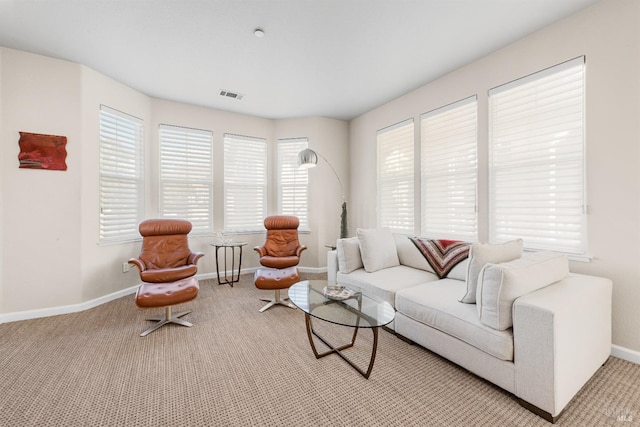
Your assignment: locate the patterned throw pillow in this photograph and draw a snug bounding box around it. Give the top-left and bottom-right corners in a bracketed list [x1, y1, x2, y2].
[409, 238, 470, 279]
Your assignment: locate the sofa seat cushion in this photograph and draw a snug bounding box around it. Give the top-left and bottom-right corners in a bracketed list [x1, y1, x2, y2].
[396, 279, 514, 361]
[337, 266, 438, 308]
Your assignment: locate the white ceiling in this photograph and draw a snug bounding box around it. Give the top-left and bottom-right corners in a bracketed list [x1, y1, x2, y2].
[0, 0, 599, 121]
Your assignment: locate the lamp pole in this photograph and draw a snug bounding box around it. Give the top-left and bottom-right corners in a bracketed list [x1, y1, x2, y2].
[314, 151, 348, 239]
[298, 148, 348, 239]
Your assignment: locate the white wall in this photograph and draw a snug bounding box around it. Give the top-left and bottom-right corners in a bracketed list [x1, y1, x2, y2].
[349, 0, 640, 353]
[0, 47, 348, 318]
[0, 48, 4, 311]
[1, 48, 84, 311]
[79, 65, 153, 302]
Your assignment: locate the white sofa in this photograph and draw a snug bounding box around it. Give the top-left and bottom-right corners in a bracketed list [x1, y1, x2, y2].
[327, 230, 612, 423]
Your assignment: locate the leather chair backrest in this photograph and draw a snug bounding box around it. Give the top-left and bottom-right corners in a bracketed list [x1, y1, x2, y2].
[138, 219, 193, 270]
[263, 216, 300, 257]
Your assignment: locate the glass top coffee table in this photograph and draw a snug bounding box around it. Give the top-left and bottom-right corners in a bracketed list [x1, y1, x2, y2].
[288, 280, 395, 379]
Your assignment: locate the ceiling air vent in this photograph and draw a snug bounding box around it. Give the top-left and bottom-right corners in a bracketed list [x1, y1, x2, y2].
[220, 89, 244, 100]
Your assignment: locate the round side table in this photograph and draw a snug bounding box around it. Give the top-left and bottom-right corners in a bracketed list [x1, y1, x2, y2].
[210, 241, 247, 287]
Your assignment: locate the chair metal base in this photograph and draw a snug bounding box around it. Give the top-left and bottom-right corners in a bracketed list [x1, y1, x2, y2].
[259, 289, 296, 312]
[140, 306, 193, 337]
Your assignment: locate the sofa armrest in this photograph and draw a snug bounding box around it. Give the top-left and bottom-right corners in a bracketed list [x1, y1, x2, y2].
[513, 273, 612, 420]
[327, 250, 338, 283]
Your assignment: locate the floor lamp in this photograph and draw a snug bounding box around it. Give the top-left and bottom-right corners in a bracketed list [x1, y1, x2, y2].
[297, 148, 348, 239]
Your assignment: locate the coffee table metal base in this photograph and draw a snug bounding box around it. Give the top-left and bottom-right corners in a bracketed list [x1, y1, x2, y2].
[304, 313, 379, 379]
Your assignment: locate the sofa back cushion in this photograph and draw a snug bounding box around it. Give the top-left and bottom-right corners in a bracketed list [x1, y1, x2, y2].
[460, 239, 524, 304]
[336, 237, 364, 273]
[394, 234, 435, 273]
[394, 234, 469, 281]
[447, 258, 469, 281]
[357, 228, 400, 272]
[476, 251, 569, 330]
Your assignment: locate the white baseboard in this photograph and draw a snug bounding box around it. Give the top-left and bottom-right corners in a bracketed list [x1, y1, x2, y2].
[297, 266, 328, 274]
[0, 266, 328, 325]
[0, 285, 139, 324]
[611, 344, 640, 365]
[197, 272, 220, 281]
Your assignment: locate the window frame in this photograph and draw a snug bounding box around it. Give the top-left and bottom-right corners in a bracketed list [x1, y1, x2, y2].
[488, 56, 587, 256]
[98, 105, 145, 244]
[420, 96, 478, 242]
[223, 133, 268, 233]
[376, 118, 415, 233]
[277, 137, 310, 231]
[158, 124, 214, 235]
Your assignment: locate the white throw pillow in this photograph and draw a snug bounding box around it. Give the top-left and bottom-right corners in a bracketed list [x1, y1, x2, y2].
[336, 237, 364, 274]
[476, 251, 569, 330]
[460, 239, 524, 304]
[356, 228, 400, 273]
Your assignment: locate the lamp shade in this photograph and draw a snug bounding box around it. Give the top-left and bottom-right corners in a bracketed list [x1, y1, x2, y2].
[297, 148, 318, 169]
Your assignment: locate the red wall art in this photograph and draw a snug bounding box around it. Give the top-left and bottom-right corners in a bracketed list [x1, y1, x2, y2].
[18, 132, 68, 171]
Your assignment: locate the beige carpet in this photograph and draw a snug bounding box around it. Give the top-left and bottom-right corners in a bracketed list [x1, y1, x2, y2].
[0, 273, 638, 426]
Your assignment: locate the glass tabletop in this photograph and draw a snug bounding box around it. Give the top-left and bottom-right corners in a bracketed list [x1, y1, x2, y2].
[210, 241, 248, 247]
[288, 280, 395, 328]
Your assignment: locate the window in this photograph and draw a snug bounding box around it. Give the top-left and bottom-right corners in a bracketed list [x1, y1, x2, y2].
[159, 125, 213, 234]
[489, 56, 586, 255]
[223, 134, 267, 232]
[421, 96, 478, 241]
[376, 119, 414, 233]
[99, 105, 144, 243]
[277, 138, 309, 230]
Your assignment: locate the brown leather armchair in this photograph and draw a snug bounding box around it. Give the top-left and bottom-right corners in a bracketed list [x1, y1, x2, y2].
[129, 219, 204, 336]
[129, 219, 204, 283]
[254, 215, 306, 268]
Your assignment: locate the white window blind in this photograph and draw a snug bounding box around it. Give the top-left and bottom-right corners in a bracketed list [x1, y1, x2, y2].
[223, 134, 267, 232]
[277, 138, 309, 230]
[377, 119, 415, 232]
[159, 125, 213, 234]
[421, 96, 478, 241]
[489, 56, 586, 255]
[99, 105, 144, 243]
